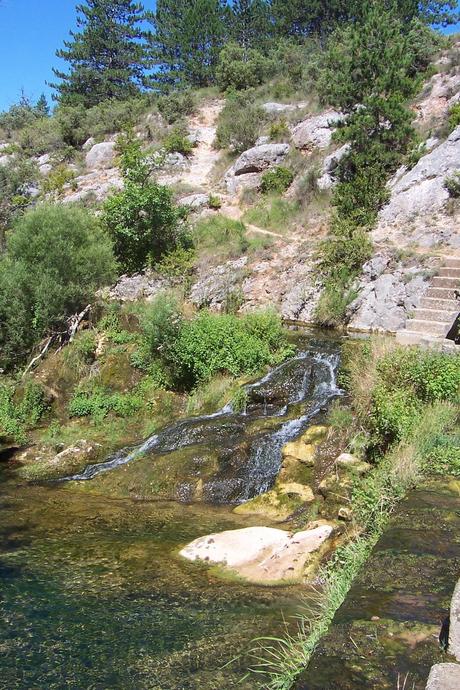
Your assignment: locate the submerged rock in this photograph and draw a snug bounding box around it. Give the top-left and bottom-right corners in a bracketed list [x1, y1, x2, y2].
[180, 524, 333, 584]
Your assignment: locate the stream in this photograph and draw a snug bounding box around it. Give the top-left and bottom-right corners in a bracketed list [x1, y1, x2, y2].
[0, 335, 342, 689]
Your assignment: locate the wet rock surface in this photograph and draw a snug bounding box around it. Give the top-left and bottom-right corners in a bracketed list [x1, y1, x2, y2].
[294, 479, 460, 690]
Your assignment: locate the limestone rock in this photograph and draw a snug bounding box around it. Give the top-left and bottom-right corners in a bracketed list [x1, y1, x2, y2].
[291, 111, 342, 151]
[82, 136, 96, 151]
[180, 524, 333, 584]
[317, 144, 350, 190]
[255, 135, 270, 146]
[100, 271, 170, 302]
[61, 168, 123, 204]
[189, 257, 248, 311]
[347, 255, 430, 333]
[279, 482, 315, 502]
[338, 507, 353, 522]
[449, 578, 460, 662]
[234, 483, 314, 522]
[85, 141, 117, 170]
[262, 102, 305, 115]
[282, 439, 316, 465]
[230, 143, 290, 176]
[225, 171, 262, 195]
[425, 663, 460, 690]
[179, 193, 210, 210]
[375, 126, 460, 248]
[336, 453, 360, 467]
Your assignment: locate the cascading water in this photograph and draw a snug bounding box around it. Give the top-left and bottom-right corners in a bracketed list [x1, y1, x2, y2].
[63, 344, 342, 503]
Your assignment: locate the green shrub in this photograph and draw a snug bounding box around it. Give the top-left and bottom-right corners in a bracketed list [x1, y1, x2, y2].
[260, 166, 293, 194]
[18, 117, 64, 155]
[444, 171, 460, 198]
[0, 204, 116, 370]
[216, 43, 275, 92]
[169, 310, 289, 388]
[208, 194, 222, 210]
[0, 381, 47, 443]
[157, 245, 196, 277]
[157, 91, 196, 124]
[69, 383, 142, 422]
[371, 386, 421, 446]
[41, 164, 76, 194]
[138, 292, 183, 364]
[102, 180, 185, 272]
[55, 104, 90, 148]
[448, 103, 460, 132]
[315, 282, 358, 327]
[216, 92, 265, 153]
[244, 197, 300, 231]
[269, 119, 290, 141]
[163, 126, 193, 155]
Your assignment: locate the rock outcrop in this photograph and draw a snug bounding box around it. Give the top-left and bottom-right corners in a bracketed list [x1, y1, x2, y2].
[291, 111, 342, 151]
[375, 126, 460, 248]
[347, 254, 430, 333]
[425, 664, 460, 690]
[230, 143, 290, 176]
[85, 141, 117, 170]
[100, 271, 170, 302]
[180, 524, 333, 584]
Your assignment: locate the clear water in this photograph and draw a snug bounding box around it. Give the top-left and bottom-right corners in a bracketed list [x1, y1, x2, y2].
[0, 338, 341, 689]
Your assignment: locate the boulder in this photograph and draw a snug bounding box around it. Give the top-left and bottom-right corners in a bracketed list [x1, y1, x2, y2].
[180, 524, 333, 584]
[164, 152, 187, 168]
[375, 126, 460, 248]
[255, 135, 271, 146]
[100, 270, 170, 302]
[282, 426, 328, 466]
[291, 111, 342, 151]
[234, 483, 314, 522]
[317, 144, 350, 190]
[425, 664, 460, 690]
[230, 143, 290, 176]
[179, 193, 210, 210]
[225, 171, 262, 195]
[82, 137, 96, 151]
[85, 141, 117, 170]
[449, 578, 460, 662]
[262, 102, 299, 114]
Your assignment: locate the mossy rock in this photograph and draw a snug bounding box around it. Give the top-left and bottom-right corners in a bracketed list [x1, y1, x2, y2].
[98, 349, 142, 392]
[234, 483, 314, 522]
[281, 425, 328, 466]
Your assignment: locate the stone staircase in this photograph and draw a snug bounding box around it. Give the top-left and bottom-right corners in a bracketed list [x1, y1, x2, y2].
[396, 256, 460, 347]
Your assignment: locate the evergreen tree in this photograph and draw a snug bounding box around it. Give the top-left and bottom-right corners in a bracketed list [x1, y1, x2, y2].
[230, 0, 272, 51]
[52, 0, 152, 107]
[151, 0, 228, 88]
[35, 94, 50, 117]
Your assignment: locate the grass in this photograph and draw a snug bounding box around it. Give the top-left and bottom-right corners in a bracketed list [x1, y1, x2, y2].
[186, 375, 237, 416]
[192, 214, 249, 260]
[243, 197, 301, 233]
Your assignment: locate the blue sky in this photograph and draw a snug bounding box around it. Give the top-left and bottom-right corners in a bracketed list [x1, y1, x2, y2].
[0, 0, 156, 111]
[0, 0, 458, 112]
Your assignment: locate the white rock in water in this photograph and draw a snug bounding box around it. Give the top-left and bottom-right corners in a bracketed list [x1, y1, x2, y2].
[180, 524, 333, 584]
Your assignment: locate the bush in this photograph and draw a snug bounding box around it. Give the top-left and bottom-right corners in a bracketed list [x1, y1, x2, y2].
[55, 104, 90, 148]
[169, 310, 289, 388]
[41, 165, 76, 195]
[157, 91, 196, 124]
[0, 381, 47, 443]
[444, 171, 460, 198]
[216, 92, 265, 153]
[260, 166, 294, 194]
[448, 103, 460, 132]
[103, 180, 185, 272]
[216, 43, 275, 92]
[0, 204, 116, 370]
[69, 383, 142, 422]
[138, 292, 183, 364]
[316, 217, 373, 282]
[163, 126, 193, 155]
[269, 119, 290, 141]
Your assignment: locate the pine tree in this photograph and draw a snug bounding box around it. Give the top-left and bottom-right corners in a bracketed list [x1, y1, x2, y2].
[35, 94, 50, 117]
[151, 0, 228, 88]
[230, 0, 272, 51]
[52, 0, 152, 107]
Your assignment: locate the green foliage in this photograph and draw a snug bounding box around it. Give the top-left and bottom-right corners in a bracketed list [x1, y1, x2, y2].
[163, 126, 193, 155]
[156, 245, 196, 277]
[216, 42, 275, 91]
[260, 166, 293, 194]
[231, 386, 249, 413]
[102, 177, 185, 273]
[448, 102, 460, 131]
[0, 93, 50, 137]
[152, 0, 227, 88]
[138, 292, 184, 364]
[243, 197, 300, 231]
[157, 90, 196, 124]
[216, 92, 264, 152]
[0, 156, 39, 250]
[229, 0, 272, 50]
[314, 282, 358, 328]
[169, 310, 289, 387]
[269, 119, 290, 141]
[444, 171, 460, 198]
[0, 204, 116, 370]
[52, 0, 152, 107]
[208, 194, 222, 209]
[0, 381, 47, 444]
[41, 164, 76, 195]
[69, 382, 142, 422]
[316, 218, 373, 281]
[193, 214, 249, 257]
[116, 129, 152, 183]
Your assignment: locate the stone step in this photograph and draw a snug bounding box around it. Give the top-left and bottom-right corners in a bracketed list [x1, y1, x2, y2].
[431, 276, 460, 289]
[425, 287, 459, 300]
[438, 267, 460, 278]
[441, 257, 460, 269]
[405, 319, 450, 336]
[420, 297, 460, 311]
[412, 309, 458, 323]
